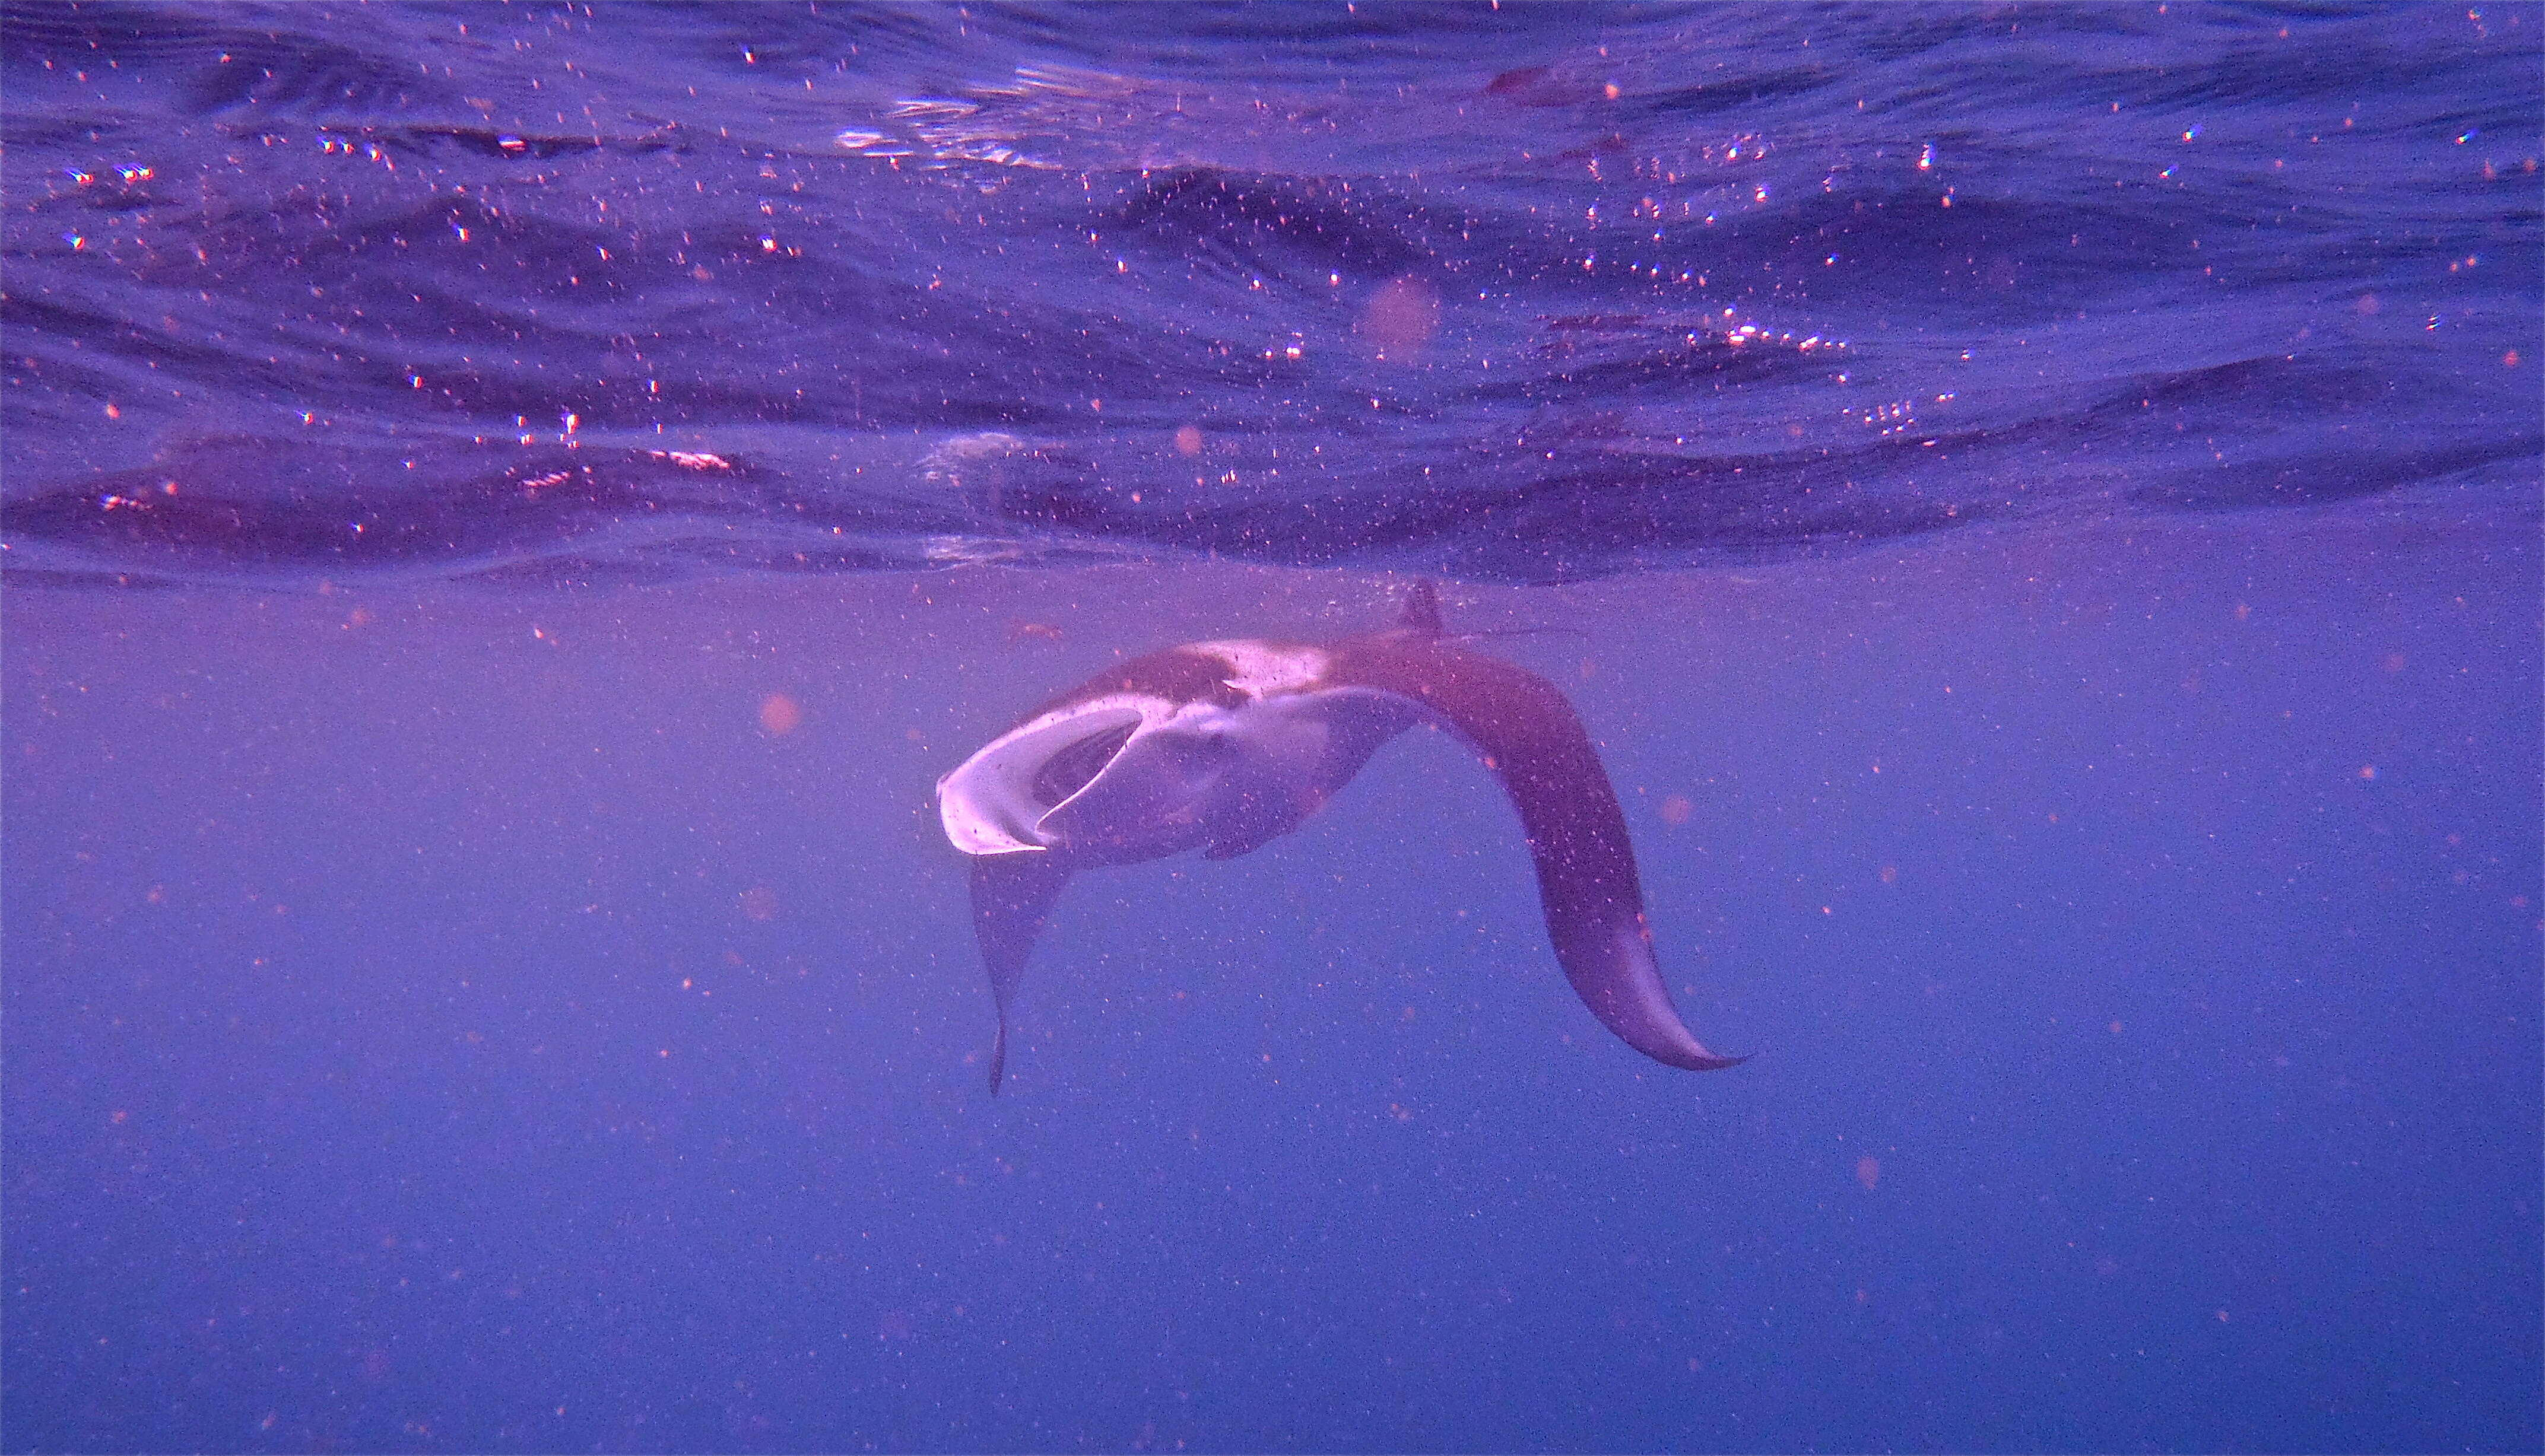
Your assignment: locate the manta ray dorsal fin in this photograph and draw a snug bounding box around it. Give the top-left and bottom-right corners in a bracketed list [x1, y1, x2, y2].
[1400, 580, 1445, 638]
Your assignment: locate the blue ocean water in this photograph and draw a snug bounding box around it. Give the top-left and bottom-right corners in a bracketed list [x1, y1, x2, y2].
[3, 3, 2538, 1451]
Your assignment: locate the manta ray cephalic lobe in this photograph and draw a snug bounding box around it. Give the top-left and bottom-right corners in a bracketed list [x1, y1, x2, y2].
[935, 583, 1746, 1092]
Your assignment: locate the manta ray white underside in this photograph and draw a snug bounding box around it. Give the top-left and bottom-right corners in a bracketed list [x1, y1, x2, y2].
[935, 582, 1744, 1092]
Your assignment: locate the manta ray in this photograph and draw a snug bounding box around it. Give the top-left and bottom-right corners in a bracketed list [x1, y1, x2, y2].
[935, 583, 1744, 1092]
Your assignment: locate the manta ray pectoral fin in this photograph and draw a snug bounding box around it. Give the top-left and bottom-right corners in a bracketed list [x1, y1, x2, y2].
[1327, 637, 1745, 1073]
[1579, 917, 1748, 1072]
[968, 850, 1071, 1095]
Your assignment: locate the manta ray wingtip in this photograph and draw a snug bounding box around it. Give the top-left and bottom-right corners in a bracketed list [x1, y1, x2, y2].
[1637, 1029, 1749, 1073]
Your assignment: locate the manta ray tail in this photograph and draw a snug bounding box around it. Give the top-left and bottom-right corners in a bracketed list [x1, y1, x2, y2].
[969, 852, 1070, 1094]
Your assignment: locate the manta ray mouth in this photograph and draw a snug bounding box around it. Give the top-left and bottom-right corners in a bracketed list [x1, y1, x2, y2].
[938, 700, 1151, 856]
[1032, 721, 1137, 808]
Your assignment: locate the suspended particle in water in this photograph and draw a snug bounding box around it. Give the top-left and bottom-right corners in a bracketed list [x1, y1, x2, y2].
[1356, 275, 1442, 360]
